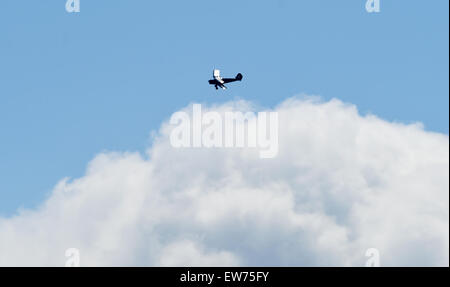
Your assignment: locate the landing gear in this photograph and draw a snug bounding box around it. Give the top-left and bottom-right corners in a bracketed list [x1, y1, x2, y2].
[215, 85, 218, 90]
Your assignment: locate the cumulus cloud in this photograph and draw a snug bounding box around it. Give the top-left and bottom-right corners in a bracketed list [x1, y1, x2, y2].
[0, 97, 448, 266]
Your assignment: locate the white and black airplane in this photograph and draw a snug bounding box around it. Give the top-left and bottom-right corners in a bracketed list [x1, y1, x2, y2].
[208, 69, 243, 90]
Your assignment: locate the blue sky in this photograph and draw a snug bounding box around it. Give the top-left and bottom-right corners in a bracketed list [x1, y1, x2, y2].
[0, 0, 448, 216]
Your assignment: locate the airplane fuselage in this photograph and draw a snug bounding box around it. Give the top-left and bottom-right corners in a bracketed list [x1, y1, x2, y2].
[208, 69, 242, 90]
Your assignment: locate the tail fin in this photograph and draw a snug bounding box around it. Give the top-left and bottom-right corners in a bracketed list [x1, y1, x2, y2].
[236, 73, 243, 81]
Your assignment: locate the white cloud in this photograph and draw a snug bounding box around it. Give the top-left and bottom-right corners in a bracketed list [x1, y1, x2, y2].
[0, 97, 448, 266]
[158, 240, 240, 267]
